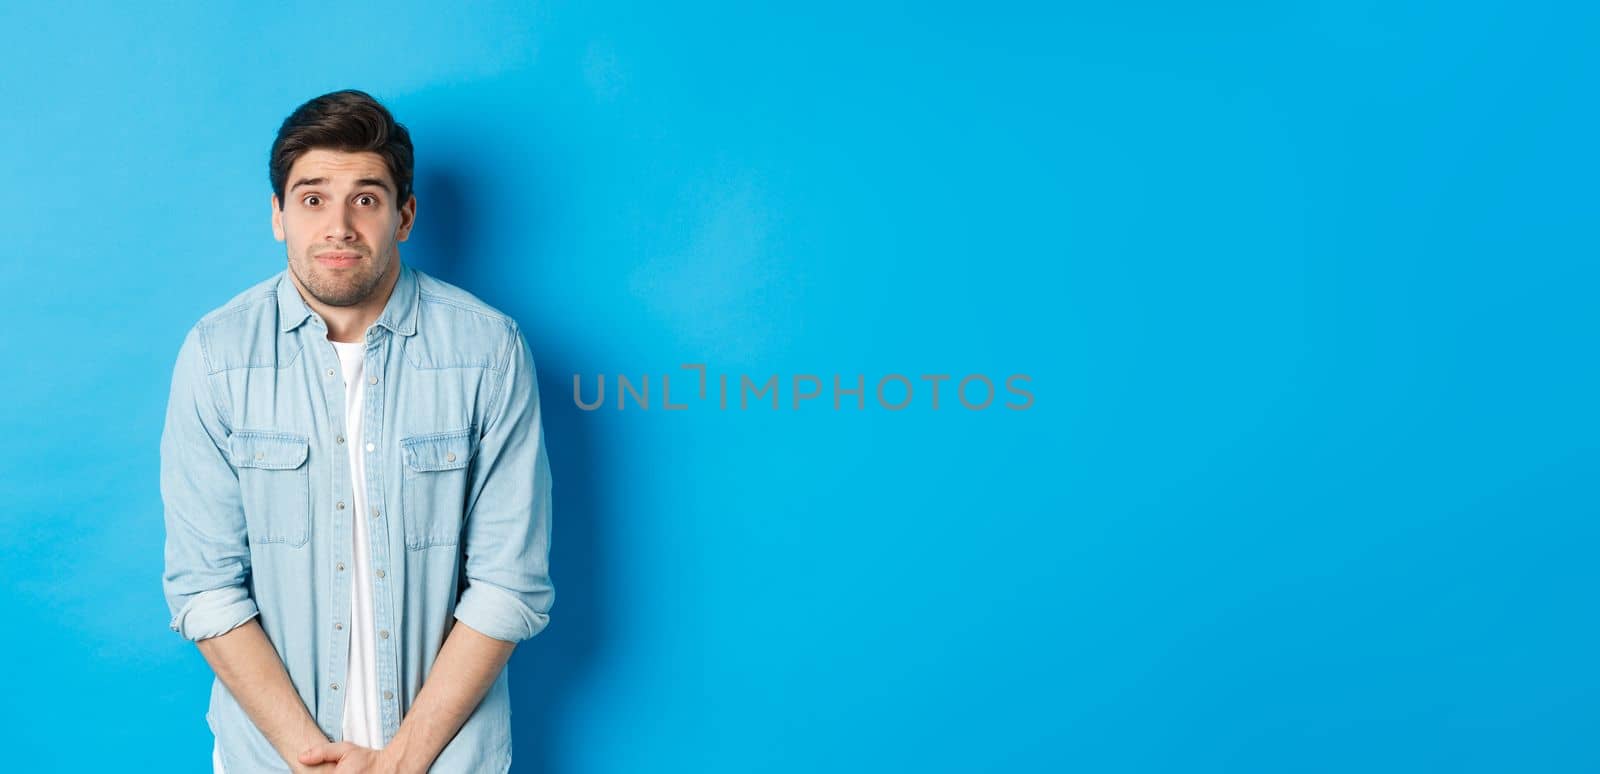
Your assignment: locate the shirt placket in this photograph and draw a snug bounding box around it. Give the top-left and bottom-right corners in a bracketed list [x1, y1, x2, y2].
[313, 323, 353, 740]
[361, 327, 401, 743]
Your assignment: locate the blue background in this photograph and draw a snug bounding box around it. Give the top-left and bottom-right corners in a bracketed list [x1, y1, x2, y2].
[2, 2, 1596, 772]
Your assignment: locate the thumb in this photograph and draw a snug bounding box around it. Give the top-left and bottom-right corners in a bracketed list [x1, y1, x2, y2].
[299, 741, 357, 764]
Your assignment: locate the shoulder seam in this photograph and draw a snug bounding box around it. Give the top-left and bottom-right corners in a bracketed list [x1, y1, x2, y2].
[483, 322, 520, 419]
[197, 291, 275, 329]
[418, 290, 512, 325]
[191, 326, 234, 432]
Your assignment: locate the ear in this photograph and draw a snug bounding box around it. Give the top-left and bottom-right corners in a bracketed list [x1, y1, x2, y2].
[271, 194, 285, 242]
[396, 194, 417, 242]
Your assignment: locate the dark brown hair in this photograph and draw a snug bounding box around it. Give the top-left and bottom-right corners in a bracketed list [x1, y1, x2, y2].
[269, 89, 414, 210]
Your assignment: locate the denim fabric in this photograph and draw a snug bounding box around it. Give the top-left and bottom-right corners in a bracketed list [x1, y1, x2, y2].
[161, 262, 553, 772]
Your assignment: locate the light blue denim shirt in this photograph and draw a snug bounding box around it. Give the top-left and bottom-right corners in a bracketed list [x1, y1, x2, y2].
[160, 262, 554, 772]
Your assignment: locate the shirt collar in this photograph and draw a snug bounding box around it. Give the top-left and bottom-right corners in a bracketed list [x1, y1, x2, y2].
[277, 261, 419, 337]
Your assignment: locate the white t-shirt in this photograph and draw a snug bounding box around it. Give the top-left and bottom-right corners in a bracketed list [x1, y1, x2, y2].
[214, 338, 382, 772]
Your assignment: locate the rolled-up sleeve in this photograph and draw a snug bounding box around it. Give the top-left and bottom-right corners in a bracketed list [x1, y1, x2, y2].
[454, 321, 555, 643]
[161, 326, 258, 641]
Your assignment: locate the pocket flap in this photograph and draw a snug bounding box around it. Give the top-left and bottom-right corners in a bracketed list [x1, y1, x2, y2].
[231, 430, 310, 470]
[401, 427, 475, 472]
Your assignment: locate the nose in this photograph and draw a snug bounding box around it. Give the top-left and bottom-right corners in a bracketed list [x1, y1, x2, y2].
[325, 202, 357, 242]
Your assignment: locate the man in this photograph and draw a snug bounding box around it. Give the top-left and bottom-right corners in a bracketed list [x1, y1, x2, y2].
[160, 89, 554, 773]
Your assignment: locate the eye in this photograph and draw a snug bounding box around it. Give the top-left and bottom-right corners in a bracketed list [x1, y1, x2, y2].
[302, 194, 322, 207]
[357, 194, 377, 206]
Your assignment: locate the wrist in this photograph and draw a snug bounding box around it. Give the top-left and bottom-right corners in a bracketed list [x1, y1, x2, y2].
[379, 741, 424, 774]
[276, 724, 328, 769]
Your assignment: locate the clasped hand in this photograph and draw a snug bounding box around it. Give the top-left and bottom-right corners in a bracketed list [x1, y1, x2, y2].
[296, 741, 399, 773]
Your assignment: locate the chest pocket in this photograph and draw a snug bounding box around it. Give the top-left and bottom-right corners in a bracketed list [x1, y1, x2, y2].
[230, 430, 311, 548]
[400, 426, 477, 551]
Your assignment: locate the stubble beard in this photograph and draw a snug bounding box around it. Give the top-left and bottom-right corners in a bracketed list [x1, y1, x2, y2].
[289, 245, 394, 307]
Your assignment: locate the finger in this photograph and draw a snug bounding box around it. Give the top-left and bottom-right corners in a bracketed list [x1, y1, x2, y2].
[298, 741, 356, 764]
[304, 741, 351, 762]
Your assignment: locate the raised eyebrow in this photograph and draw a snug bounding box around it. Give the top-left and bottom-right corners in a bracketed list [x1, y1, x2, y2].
[288, 177, 392, 195]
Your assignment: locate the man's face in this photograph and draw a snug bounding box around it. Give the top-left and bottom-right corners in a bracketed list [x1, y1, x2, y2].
[272, 148, 416, 307]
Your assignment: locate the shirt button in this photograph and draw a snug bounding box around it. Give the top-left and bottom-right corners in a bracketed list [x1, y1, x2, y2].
[371, 506, 380, 518]
[336, 501, 345, 510]
[383, 690, 394, 701]
[365, 442, 375, 452]
[335, 623, 343, 630]
[446, 452, 456, 463]
[326, 368, 335, 377]
[336, 435, 345, 444]
[379, 629, 389, 639]
[331, 683, 340, 691]
[375, 569, 386, 579]
[255, 452, 264, 461]
[336, 562, 345, 571]
[369, 375, 379, 384]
